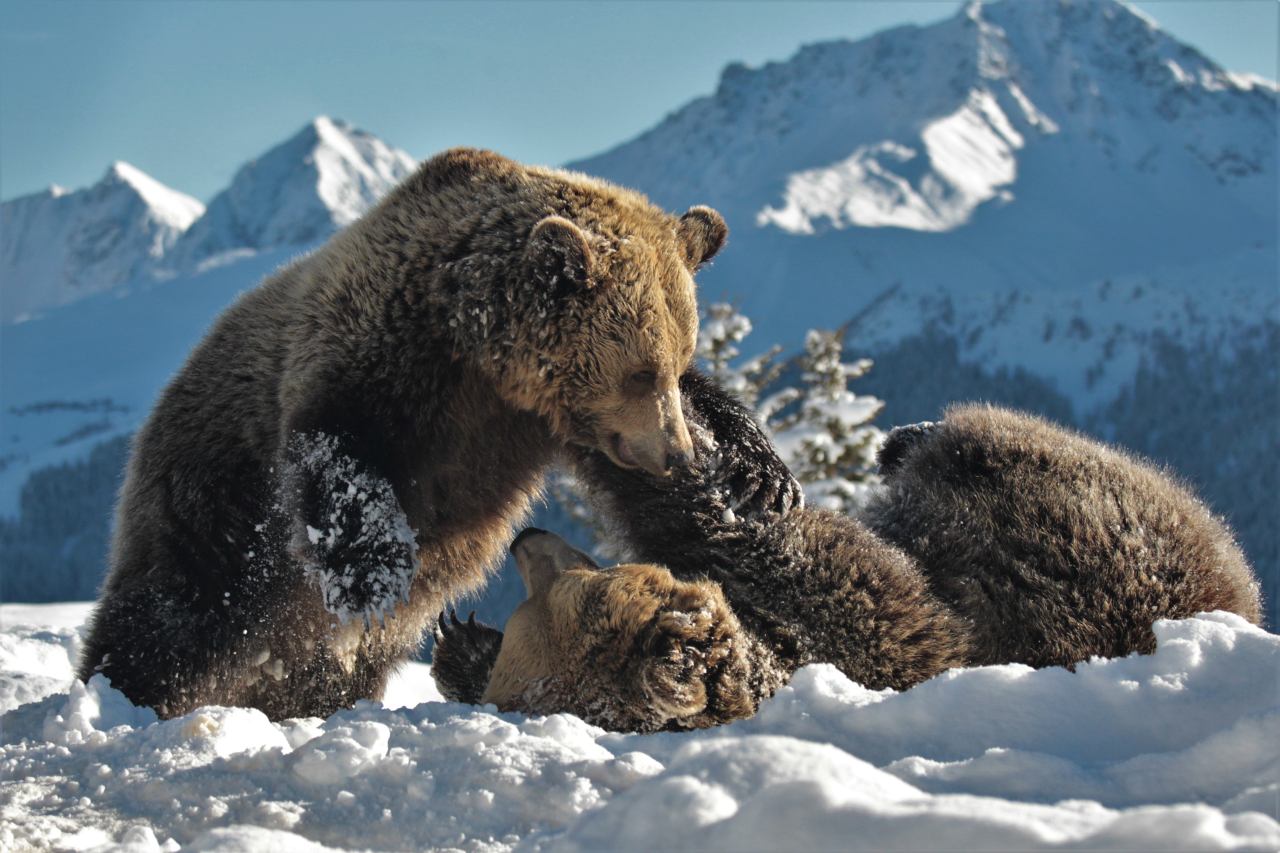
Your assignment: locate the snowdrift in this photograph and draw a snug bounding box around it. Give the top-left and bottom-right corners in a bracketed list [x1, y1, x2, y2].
[0, 604, 1276, 851]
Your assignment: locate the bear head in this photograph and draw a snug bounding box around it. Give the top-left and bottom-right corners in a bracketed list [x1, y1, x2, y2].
[501, 183, 728, 478]
[482, 527, 741, 727]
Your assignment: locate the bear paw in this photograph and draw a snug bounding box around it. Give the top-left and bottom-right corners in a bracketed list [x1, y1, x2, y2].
[431, 610, 504, 705]
[633, 587, 751, 726]
[707, 438, 804, 522]
[286, 432, 420, 625]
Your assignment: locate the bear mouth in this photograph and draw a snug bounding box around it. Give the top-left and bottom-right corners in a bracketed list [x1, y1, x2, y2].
[610, 433, 642, 470]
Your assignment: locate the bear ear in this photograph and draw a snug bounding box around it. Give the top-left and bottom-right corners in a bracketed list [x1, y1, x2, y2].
[676, 206, 728, 269]
[513, 530, 600, 599]
[524, 215, 598, 292]
[518, 561, 563, 600]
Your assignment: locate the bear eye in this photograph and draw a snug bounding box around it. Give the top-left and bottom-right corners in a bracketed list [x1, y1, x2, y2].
[629, 370, 657, 389]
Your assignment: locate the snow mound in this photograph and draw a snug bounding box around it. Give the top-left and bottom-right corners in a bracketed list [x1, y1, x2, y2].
[1, 604, 1275, 851]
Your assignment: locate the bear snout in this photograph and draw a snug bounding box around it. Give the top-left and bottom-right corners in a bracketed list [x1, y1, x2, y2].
[509, 527, 548, 554]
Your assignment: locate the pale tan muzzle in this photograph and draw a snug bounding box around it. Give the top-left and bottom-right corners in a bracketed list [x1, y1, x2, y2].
[510, 528, 598, 599]
[484, 528, 596, 707]
[616, 387, 695, 478]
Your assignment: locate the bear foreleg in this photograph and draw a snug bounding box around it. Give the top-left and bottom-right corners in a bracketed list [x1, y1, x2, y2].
[570, 369, 801, 575]
[680, 370, 803, 520]
[280, 428, 420, 629]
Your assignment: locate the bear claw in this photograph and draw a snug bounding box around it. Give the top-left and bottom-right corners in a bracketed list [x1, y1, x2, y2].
[431, 609, 505, 705]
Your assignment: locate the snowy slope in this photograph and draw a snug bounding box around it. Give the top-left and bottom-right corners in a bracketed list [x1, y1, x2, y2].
[0, 163, 204, 323]
[0, 247, 303, 519]
[162, 117, 416, 273]
[1, 604, 1276, 850]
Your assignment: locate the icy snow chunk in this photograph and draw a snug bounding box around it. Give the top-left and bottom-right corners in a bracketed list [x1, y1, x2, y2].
[85, 823, 168, 852]
[288, 721, 391, 785]
[34, 675, 157, 746]
[185, 826, 336, 851]
[151, 706, 289, 760]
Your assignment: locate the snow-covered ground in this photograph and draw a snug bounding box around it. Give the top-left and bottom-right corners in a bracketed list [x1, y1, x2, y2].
[2, 603, 1276, 851]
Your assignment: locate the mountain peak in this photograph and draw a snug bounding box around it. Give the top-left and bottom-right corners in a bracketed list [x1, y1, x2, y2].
[105, 159, 141, 181]
[971, 0, 1246, 91]
[165, 117, 416, 271]
[100, 161, 204, 230]
[2, 162, 204, 323]
[578, 0, 1275, 227]
[284, 115, 348, 147]
[3, 120, 415, 322]
[309, 114, 350, 137]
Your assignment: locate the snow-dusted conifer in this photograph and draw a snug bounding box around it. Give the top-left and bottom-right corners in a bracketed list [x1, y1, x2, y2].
[769, 329, 884, 513]
[697, 302, 785, 409]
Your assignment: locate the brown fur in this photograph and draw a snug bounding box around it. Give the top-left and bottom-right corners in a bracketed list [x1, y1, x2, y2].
[441, 402, 1261, 733]
[486, 533, 757, 733]
[864, 404, 1263, 667]
[439, 374, 971, 731]
[77, 148, 730, 719]
[483, 515, 969, 731]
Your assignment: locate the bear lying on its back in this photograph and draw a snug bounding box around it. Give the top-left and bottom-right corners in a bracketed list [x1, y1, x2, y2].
[434, 405, 1262, 732]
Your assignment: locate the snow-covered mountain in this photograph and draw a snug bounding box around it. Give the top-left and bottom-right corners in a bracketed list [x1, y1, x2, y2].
[163, 116, 416, 273]
[0, 118, 422, 603]
[571, 0, 1279, 618]
[0, 117, 416, 323]
[573, 0, 1275, 349]
[0, 162, 204, 323]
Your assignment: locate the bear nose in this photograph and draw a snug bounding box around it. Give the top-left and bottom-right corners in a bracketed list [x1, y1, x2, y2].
[664, 451, 690, 472]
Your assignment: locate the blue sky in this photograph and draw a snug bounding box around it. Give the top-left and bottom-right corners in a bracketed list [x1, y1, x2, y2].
[1, 0, 1276, 203]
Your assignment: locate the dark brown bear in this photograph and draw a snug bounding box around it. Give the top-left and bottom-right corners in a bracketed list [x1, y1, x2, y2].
[77, 148, 799, 720]
[866, 404, 1262, 667]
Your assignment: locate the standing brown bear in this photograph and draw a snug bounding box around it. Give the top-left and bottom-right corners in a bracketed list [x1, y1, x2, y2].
[77, 148, 800, 720]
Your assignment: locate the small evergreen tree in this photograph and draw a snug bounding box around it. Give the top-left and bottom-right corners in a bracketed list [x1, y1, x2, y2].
[695, 303, 885, 513]
[768, 329, 884, 513]
[697, 302, 785, 410]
